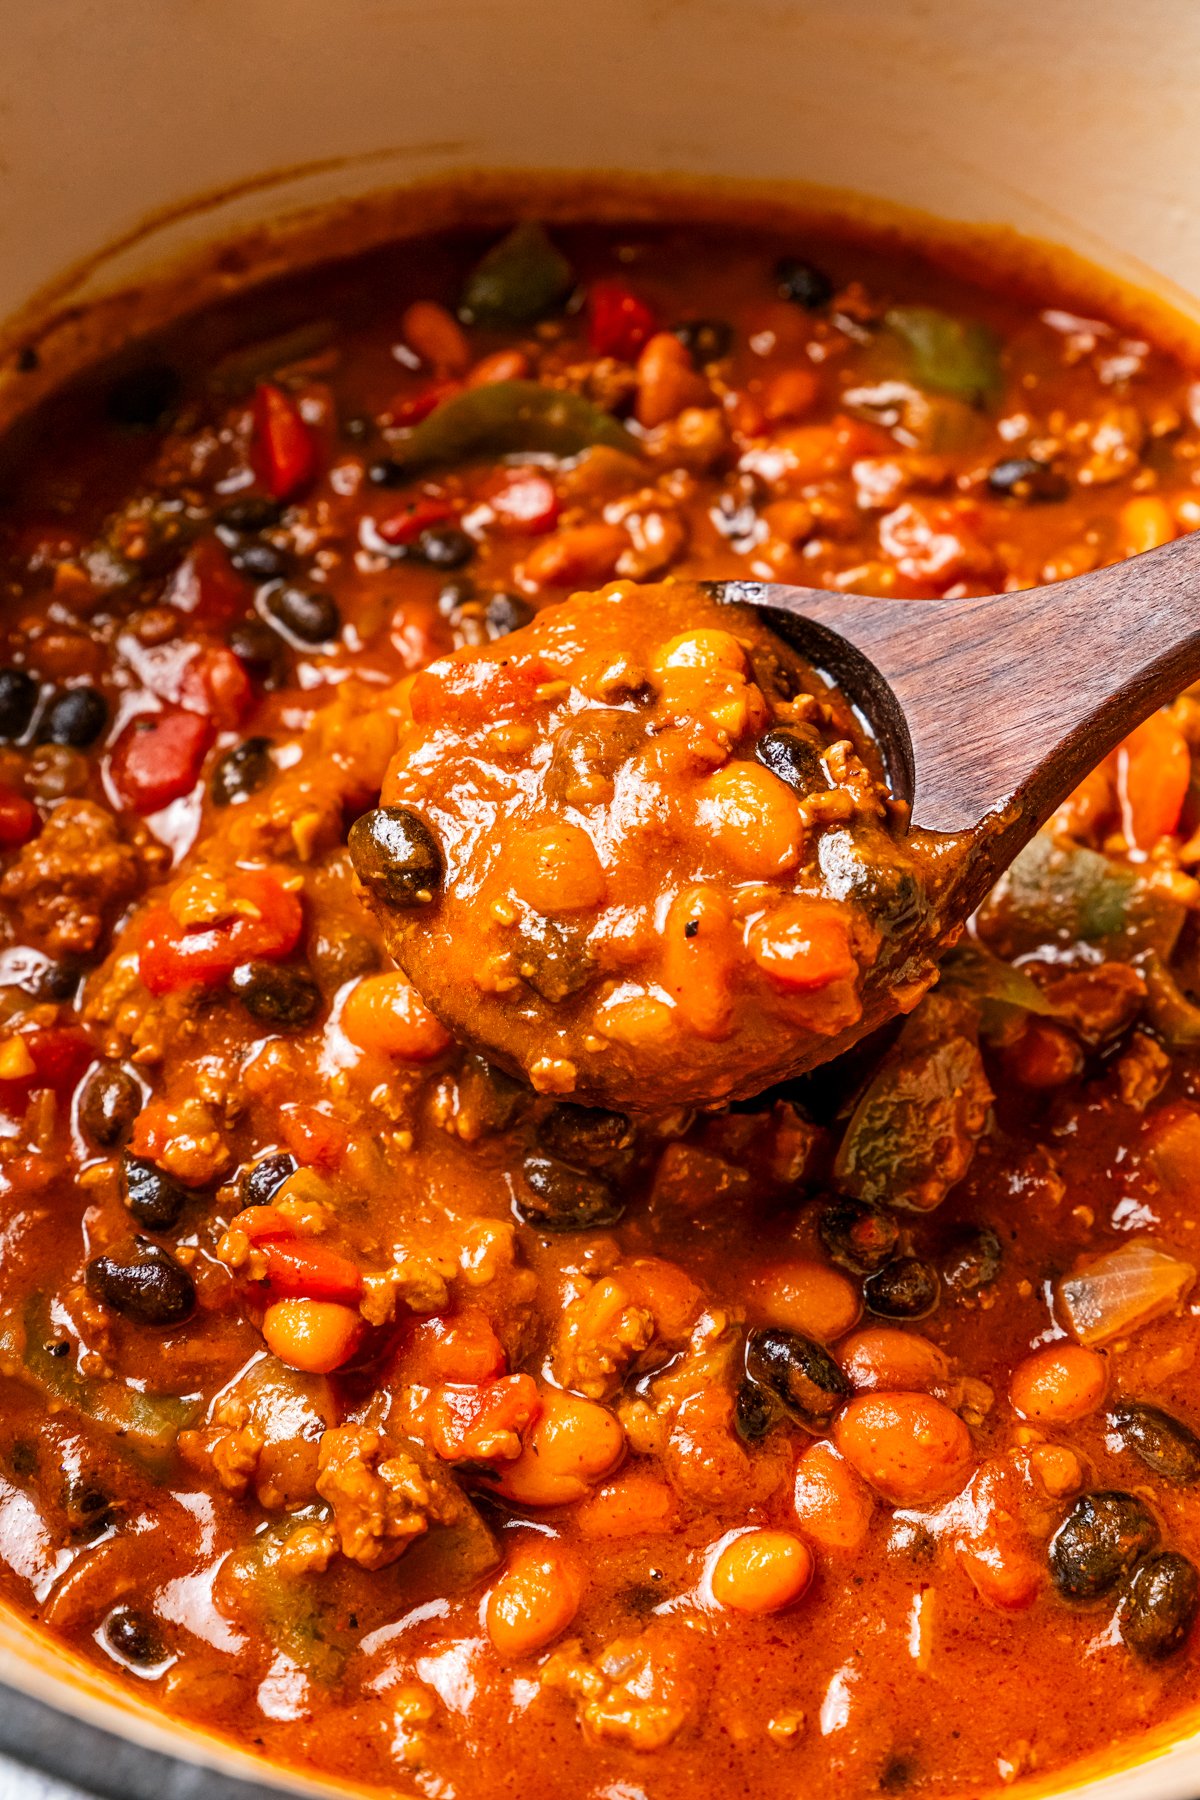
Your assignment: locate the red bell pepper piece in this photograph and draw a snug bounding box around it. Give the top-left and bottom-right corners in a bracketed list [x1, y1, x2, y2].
[110, 707, 216, 814]
[388, 381, 462, 427]
[252, 382, 318, 501]
[278, 1102, 349, 1171]
[375, 497, 458, 547]
[139, 870, 302, 994]
[178, 647, 254, 730]
[587, 279, 657, 361]
[262, 1239, 363, 1305]
[429, 1373, 542, 1464]
[166, 538, 252, 625]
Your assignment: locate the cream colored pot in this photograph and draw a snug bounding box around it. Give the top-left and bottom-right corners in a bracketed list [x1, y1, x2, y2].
[1, 1, 1199, 1795]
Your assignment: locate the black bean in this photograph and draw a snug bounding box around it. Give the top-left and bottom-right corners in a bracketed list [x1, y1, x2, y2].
[864, 1256, 940, 1321]
[711, 477, 763, 543]
[229, 541, 292, 582]
[0, 668, 39, 740]
[817, 828, 930, 940]
[229, 960, 322, 1028]
[215, 495, 285, 533]
[486, 592, 534, 638]
[367, 458, 408, 487]
[451, 1054, 525, 1137]
[9, 1441, 36, 1477]
[227, 619, 288, 687]
[1109, 1403, 1200, 1485]
[37, 686, 107, 748]
[120, 1155, 186, 1230]
[105, 365, 181, 430]
[417, 525, 476, 570]
[64, 1477, 113, 1536]
[941, 1224, 1002, 1295]
[734, 1377, 777, 1443]
[819, 1196, 900, 1275]
[986, 457, 1069, 502]
[756, 726, 828, 795]
[1049, 1492, 1159, 1601]
[673, 319, 733, 363]
[437, 578, 477, 617]
[517, 1153, 623, 1231]
[241, 1150, 298, 1207]
[775, 257, 835, 310]
[85, 1244, 195, 1326]
[1119, 1552, 1199, 1662]
[514, 915, 595, 1003]
[210, 736, 274, 807]
[15, 347, 39, 374]
[79, 1065, 142, 1149]
[263, 586, 341, 646]
[348, 805, 443, 908]
[103, 1605, 166, 1668]
[29, 957, 85, 1002]
[310, 928, 380, 990]
[537, 1103, 635, 1173]
[745, 1326, 851, 1432]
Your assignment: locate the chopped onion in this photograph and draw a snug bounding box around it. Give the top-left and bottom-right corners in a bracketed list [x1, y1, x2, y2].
[1059, 1240, 1196, 1347]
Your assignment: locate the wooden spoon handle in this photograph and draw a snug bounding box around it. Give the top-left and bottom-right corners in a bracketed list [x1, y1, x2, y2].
[725, 533, 1200, 860]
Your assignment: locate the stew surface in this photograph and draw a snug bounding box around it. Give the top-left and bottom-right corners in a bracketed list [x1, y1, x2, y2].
[0, 210, 1197, 1800]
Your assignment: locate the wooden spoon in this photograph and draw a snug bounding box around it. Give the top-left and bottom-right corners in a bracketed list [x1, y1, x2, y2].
[714, 527, 1200, 928]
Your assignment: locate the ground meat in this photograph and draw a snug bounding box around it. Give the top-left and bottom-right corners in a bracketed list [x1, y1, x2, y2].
[554, 1274, 654, 1400]
[0, 800, 150, 956]
[541, 1631, 698, 1751]
[179, 1397, 264, 1499]
[315, 1424, 460, 1570]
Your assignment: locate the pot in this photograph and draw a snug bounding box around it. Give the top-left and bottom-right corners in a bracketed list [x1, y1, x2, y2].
[1, 2, 1199, 1796]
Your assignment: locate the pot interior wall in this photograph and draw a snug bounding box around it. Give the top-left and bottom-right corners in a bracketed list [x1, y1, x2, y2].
[2, 0, 1200, 317]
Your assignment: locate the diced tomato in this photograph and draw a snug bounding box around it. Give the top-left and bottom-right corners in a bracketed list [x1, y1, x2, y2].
[26, 1027, 93, 1090]
[178, 647, 254, 730]
[109, 707, 216, 814]
[262, 1239, 363, 1305]
[278, 1102, 348, 1171]
[139, 869, 303, 994]
[252, 382, 318, 501]
[387, 380, 461, 427]
[166, 538, 252, 626]
[402, 1309, 508, 1386]
[234, 1205, 298, 1243]
[409, 652, 557, 726]
[587, 279, 657, 361]
[0, 1025, 93, 1112]
[375, 497, 458, 547]
[0, 786, 36, 848]
[487, 471, 561, 536]
[429, 1373, 542, 1464]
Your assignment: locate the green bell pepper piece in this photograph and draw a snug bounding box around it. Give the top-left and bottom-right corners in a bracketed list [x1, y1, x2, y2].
[885, 304, 1003, 406]
[388, 379, 638, 471]
[459, 222, 574, 326]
